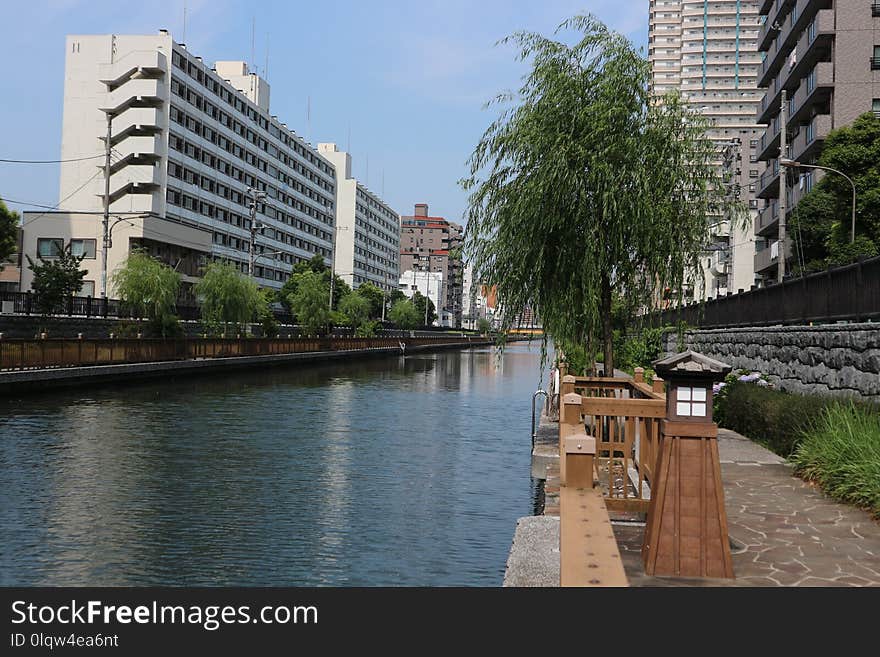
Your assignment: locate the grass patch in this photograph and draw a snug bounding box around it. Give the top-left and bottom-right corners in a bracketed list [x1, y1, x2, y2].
[791, 403, 880, 519]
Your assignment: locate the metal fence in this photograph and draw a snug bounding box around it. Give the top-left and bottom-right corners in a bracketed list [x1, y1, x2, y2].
[647, 255, 880, 329]
[0, 335, 490, 371]
[0, 290, 297, 324]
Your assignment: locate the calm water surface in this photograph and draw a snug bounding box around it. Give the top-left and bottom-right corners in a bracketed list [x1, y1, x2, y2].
[0, 344, 546, 586]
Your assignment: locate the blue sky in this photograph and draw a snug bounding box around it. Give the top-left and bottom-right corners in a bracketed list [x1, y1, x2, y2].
[0, 0, 648, 224]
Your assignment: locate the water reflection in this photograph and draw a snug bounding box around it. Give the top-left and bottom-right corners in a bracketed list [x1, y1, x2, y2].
[0, 344, 545, 586]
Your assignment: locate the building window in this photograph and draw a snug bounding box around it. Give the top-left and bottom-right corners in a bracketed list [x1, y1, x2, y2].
[873, 98, 880, 119]
[749, 169, 759, 178]
[70, 239, 96, 259]
[37, 238, 63, 258]
[80, 281, 95, 297]
[873, 46, 880, 70]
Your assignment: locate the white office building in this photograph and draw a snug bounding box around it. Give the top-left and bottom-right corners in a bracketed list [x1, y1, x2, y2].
[317, 143, 400, 293]
[398, 269, 443, 326]
[649, 0, 765, 299]
[22, 31, 340, 298]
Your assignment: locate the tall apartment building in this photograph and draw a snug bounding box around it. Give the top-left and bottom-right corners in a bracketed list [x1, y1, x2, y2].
[649, 0, 765, 299]
[22, 31, 339, 298]
[753, 0, 880, 282]
[317, 144, 400, 293]
[399, 204, 463, 327]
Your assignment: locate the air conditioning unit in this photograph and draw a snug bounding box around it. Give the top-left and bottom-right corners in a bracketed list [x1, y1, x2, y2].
[1, 300, 14, 314]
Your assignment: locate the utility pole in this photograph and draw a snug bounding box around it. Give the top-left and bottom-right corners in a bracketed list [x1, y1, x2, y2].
[247, 187, 267, 279]
[329, 224, 337, 312]
[778, 89, 787, 284]
[100, 114, 112, 298]
[424, 268, 430, 327]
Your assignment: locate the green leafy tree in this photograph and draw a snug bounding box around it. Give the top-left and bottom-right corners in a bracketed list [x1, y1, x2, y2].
[112, 251, 181, 337]
[477, 317, 492, 335]
[258, 288, 280, 338]
[410, 290, 437, 326]
[279, 255, 349, 311]
[339, 292, 371, 331]
[288, 271, 330, 336]
[790, 112, 880, 272]
[461, 15, 733, 373]
[0, 198, 18, 266]
[26, 247, 87, 316]
[355, 282, 385, 319]
[388, 299, 421, 330]
[195, 261, 265, 336]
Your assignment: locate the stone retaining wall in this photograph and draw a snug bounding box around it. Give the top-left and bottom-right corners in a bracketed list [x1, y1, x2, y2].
[664, 323, 880, 400]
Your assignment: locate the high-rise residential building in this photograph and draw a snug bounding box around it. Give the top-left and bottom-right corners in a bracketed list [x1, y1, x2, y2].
[649, 0, 766, 299]
[399, 204, 463, 327]
[21, 31, 339, 299]
[753, 0, 880, 283]
[318, 144, 400, 294]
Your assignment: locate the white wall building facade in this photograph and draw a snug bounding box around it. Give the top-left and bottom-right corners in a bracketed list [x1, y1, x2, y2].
[398, 269, 443, 326]
[30, 31, 339, 298]
[649, 0, 765, 299]
[318, 143, 400, 293]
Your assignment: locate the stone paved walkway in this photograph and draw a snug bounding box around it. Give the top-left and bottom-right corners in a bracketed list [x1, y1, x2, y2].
[507, 423, 880, 586]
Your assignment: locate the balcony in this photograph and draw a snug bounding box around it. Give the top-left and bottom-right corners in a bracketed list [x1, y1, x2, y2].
[754, 243, 779, 275]
[758, 1, 833, 89]
[756, 121, 781, 162]
[758, 0, 795, 52]
[756, 204, 780, 237]
[789, 113, 831, 163]
[789, 61, 834, 125]
[757, 165, 780, 199]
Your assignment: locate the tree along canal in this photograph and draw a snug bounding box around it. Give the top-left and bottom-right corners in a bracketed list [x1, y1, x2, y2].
[0, 343, 546, 585]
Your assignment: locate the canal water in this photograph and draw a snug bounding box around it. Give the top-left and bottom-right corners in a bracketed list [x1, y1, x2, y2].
[0, 343, 547, 586]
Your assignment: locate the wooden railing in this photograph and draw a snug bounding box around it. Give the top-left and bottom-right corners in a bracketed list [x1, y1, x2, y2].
[0, 336, 486, 371]
[561, 369, 666, 514]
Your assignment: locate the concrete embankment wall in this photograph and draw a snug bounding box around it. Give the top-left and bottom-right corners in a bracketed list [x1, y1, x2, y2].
[663, 324, 880, 400]
[0, 341, 494, 395]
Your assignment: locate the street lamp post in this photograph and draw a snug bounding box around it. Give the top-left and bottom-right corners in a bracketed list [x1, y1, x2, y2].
[780, 158, 857, 244]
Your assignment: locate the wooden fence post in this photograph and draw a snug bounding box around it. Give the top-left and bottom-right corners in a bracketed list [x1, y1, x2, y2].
[559, 392, 583, 486]
[563, 433, 596, 489]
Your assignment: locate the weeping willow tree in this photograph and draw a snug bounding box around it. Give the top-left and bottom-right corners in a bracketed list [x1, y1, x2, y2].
[462, 15, 737, 374]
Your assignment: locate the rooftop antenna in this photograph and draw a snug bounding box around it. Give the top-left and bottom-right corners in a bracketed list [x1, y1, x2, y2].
[366, 154, 369, 188]
[347, 123, 351, 152]
[382, 169, 385, 198]
[182, 0, 187, 45]
[264, 32, 269, 80]
[307, 96, 311, 144]
[251, 16, 256, 72]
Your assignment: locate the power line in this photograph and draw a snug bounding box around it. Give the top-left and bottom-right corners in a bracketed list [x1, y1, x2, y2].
[17, 166, 110, 229]
[0, 154, 106, 164]
[0, 198, 64, 210]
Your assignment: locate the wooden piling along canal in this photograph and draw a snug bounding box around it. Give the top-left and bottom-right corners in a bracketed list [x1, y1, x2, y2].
[0, 335, 485, 371]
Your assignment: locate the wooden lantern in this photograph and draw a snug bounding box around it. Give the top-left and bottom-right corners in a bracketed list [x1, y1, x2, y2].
[642, 351, 734, 579]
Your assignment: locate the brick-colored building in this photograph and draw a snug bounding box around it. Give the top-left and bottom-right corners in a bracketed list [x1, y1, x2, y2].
[753, 0, 880, 282]
[399, 203, 463, 327]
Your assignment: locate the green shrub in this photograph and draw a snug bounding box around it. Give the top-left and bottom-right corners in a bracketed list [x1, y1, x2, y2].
[719, 382, 835, 457]
[791, 402, 880, 518]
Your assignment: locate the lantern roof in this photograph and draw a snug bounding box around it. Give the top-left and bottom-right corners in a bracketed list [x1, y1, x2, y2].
[652, 350, 731, 380]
